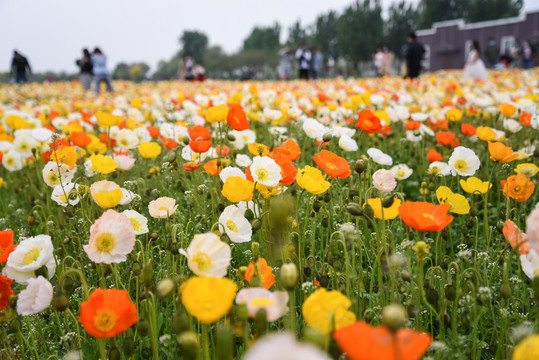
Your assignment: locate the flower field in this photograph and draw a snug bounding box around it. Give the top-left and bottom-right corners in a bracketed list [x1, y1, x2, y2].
[0, 70, 538, 360]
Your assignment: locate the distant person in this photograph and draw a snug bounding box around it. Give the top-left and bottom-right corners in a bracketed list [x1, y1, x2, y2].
[404, 33, 425, 79]
[11, 50, 31, 84]
[484, 38, 499, 68]
[311, 47, 323, 80]
[194, 63, 205, 82]
[380, 45, 394, 76]
[295, 46, 311, 80]
[76, 48, 93, 90]
[278, 47, 294, 80]
[179, 54, 195, 81]
[521, 40, 534, 69]
[373, 46, 383, 76]
[91, 47, 113, 95]
[463, 40, 487, 80]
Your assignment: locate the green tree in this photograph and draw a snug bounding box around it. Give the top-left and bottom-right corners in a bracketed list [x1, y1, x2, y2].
[179, 30, 209, 63]
[242, 23, 281, 51]
[128, 63, 150, 82]
[112, 62, 130, 80]
[313, 11, 340, 60]
[385, 1, 420, 57]
[286, 20, 310, 47]
[465, 0, 522, 23]
[337, 0, 384, 68]
[418, 0, 465, 28]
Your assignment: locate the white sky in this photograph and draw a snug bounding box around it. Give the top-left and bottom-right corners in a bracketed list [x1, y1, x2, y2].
[1, 0, 537, 73]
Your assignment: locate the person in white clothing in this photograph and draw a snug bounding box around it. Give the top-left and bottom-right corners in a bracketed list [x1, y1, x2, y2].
[463, 40, 488, 81]
[91, 48, 113, 95]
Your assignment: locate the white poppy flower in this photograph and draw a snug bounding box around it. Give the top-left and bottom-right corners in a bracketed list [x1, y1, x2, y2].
[179, 233, 231, 278]
[42, 161, 75, 187]
[367, 148, 393, 166]
[338, 135, 358, 152]
[17, 276, 53, 315]
[122, 209, 149, 235]
[235, 288, 289, 321]
[219, 167, 246, 183]
[448, 146, 480, 177]
[219, 205, 252, 243]
[250, 156, 282, 187]
[391, 164, 413, 180]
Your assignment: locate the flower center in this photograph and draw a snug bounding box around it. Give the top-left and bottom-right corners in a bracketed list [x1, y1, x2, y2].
[226, 220, 238, 233]
[250, 297, 275, 307]
[422, 213, 435, 221]
[47, 173, 59, 184]
[255, 168, 269, 182]
[364, 120, 372, 128]
[95, 232, 115, 252]
[23, 247, 41, 264]
[94, 309, 117, 332]
[455, 160, 468, 171]
[326, 162, 337, 171]
[129, 218, 141, 232]
[192, 252, 212, 271]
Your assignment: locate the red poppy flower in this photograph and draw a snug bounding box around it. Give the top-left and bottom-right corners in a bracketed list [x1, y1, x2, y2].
[333, 321, 432, 360]
[245, 258, 275, 290]
[435, 131, 456, 146]
[161, 137, 177, 149]
[405, 121, 421, 130]
[189, 140, 212, 153]
[188, 125, 212, 140]
[279, 139, 301, 161]
[146, 125, 159, 138]
[271, 153, 297, 186]
[313, 150, 351, 179]
[520, 112, 532, 127]
[183, 161, 201, 171]
[0, 229, 15, 263]
[317, 92, 331, 102]
[214, 145, 230, 157]
[0, 275, 15, 310]
[70, 131, 92, 147]
[398, 201, 453, 232]
[227, 103, 249, 131]
[100, 134, 116, 149]
[461, 123, 476, 136]
[356, 110, 382, 134]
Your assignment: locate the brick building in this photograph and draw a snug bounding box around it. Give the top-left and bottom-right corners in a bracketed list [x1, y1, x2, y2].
[416, 10, 539, 71]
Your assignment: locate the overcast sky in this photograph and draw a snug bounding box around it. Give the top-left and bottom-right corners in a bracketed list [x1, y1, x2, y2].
[1, 0, 537, 73]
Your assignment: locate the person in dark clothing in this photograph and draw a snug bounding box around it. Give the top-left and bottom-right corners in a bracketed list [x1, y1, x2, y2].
[295, 46, 311, 80]
[404, 33, 425, 79]
[76, 48, 93, 90]
[11, 51, 31, 84]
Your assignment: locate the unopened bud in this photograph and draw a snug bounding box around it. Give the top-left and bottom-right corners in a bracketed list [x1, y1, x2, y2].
[500, 282, 512, 299]
[142, 264, 153, 286]
[172, 310, 190, 334]
[382, 195, 395, 208]
[363, 203, 374, 219]
[177, 331, 200, 357]
[236, 266, 248, 281]
[346, 202, 363, 216]
[251, 219, 262, 232]
[27, 215, 35, 225]
[156, 278, 176, 298]
[108, 346, 121, 360]
[137, 319, 150, 336]
[122, 338, 135, 357]
[382, 303, 407, 331]
[280, 263, 299, 291]
[354, 159, 366, 174]
[322, 132, 332, 142]
[51, 294, 70, 312]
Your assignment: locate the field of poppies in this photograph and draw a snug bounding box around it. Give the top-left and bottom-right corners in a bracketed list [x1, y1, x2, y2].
[0, 70, 538, 360]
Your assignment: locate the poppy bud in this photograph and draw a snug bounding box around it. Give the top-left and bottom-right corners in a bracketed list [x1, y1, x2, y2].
[382, 303, 407, 331]
[426, 288, 439, 306]
[348, 189, 359, 199]
[346, 202, 363, 216]
[251, 242, 260, 259]
[382, 195, 395, 208]
[500, 282, 512, 299]
[244, 209, 254, 221]
[496, 220, 505, 234]
[177, 331, 200, 357]
[469, 205, 478, 217]
[227, 133, 236, 142]
[142, 264, 153, 286]
[363, 308, 375, 322]
[151, 232, 159, 240]
[27, 215, 35, 226]
[8, 294, 17, 308]
[319, 275, 329, 287]
[322, 132, 332, 142]
[400, 270, 411, 282]
[51, 293, 70, 312]
[237, 303, 249, 321]
[254, 308, 268, 338]
[172, 310, 190, 334]
[444, 284, 456, 301]
[280, 263, 299, 291]
[164, 150, 177, 163]
[122, 338, 135, 357]
[137, 319, 150, 336]
[132, 262, 141, 275]
[215, 324, 233, 360]
[251, 219, 262, 232]
[303, 266, 311, 277]
[150, 189, 160, 198]
[363, 203, 374, 219]
[156, 278, 177, 299]
[466, 219, 475, 229]
[354, 159, 366, 174]
[108, 346, 121, 360]
[182, 135, 190, 145]
[313, 200, 322, 212]
[249, 274, 262, 288]
[8, 318, 21, 333]
[62, 237, 72, 245]
[427, 183, 436, 191]
[322, 216, 329, 227]
[323, 192, 331, 203]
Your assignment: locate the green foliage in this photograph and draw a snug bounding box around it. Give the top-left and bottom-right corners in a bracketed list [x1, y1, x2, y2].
[286, 20, 311, 47]
[242, 23, 281, 51]
[386, 1, 420, 57]
[112, 63, 130, 80]
[179, 30, 209, 63]
[313, 11, 340, 60]
[465, 0, 522, 23]
[112, 62, 150, 81]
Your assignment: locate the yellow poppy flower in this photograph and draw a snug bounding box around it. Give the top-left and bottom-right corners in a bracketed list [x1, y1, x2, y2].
[222, 177, 254, 203]
[512, 334, 539, 360]
[364, 198, 402, 220]
[256, 183, 283, 198]
[499, 103, 517, 117]
[206, 105, 229, 124]
[50, 146, 78, 169]
[446, 108, 463, 122]
[302, 288, 356, 335]
[181, 276, 238, 324]
[459, 177, 492, 194]
[296, 166, 331, 195]
[515, 163, 539, 178]
[436, 186, 470, 214]
[476, 126, 497, 141]
[138, 142, 161, 159]
[488, 141, 518, 163]
[90, 155, 118, 174]
[95, 111, 123, 128]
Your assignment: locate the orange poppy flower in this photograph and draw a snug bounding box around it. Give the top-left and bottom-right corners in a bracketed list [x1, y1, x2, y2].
[313, 150, 351, 179]
[271, 153, 297, 186]
[214, 145, 231, 157]
[189, 140, 212, 153]
[50, 146, 78, 169]
[146, 125, 159, 138]
[503, 219, 529, 255]
[79, 288, 137, 338]
[488, 141, 518, 163]
[501, 173, 535, 202]
[333, 321, 432, 360]
[398, 201, 454, 232]
[405, 121, 421, 131]
[161, 137, 178, 149]
[0, 229, 15, 263]
[204, 159, 230, 176]
[426, 149, 443, 163]
[50, 138, 70, 151]
[279, 139, 301, 161]
[188, 125, 212, 140]
[460, 123, 476, 136]
[317, 92, 331, 102]
[100, 134, 117, 149]
[519, 112, 532, 127]
[70, 131, 92, 147]
[435, 131, 456, 146]
[245, 258, 275, 290]
[183, 161, 201, 171]
[356, 110, 382, 134]
[428, 118, 449, 131]
[499, 103, 517, 117]
[226, 103, 250, 131]
[0, 274, 14, 310]
[248, 143, 270, 156]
